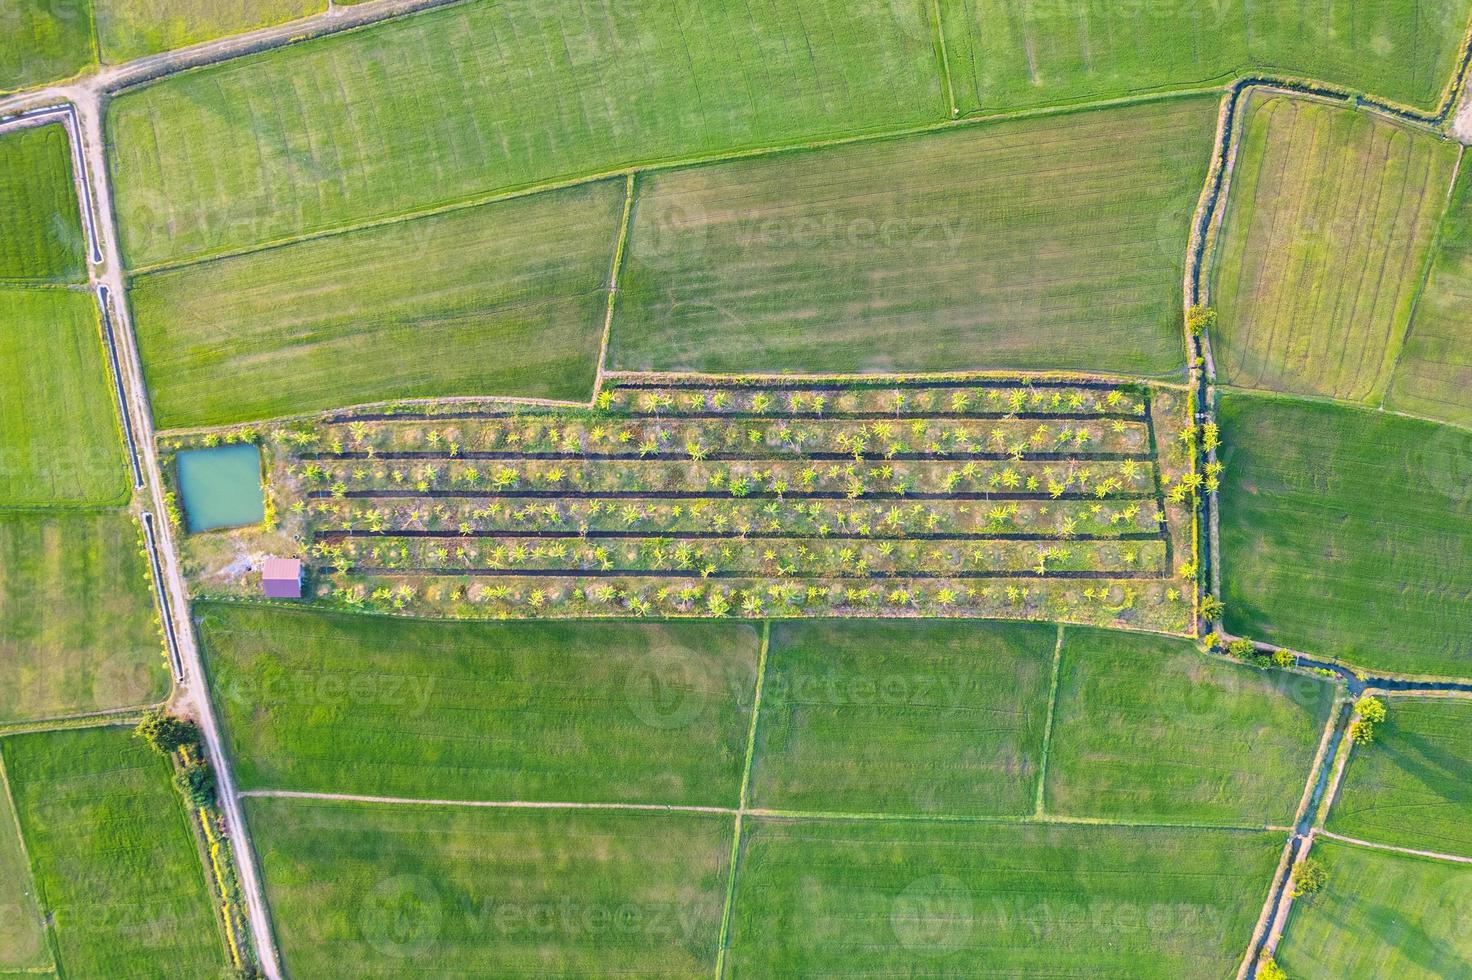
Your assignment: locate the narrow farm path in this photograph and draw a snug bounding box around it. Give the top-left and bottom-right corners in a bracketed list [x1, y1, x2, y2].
[241, 790, 740, 816]
[240, 788, 1279, 834]
[1317, 831, 1472, 865]
[61, 90, 285, 980]
[0, 0, 467, 118]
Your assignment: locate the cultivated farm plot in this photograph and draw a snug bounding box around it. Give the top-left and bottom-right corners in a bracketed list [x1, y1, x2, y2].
[130, 180, 627, 428]
[0, 0, 93, 91]
[90, 0, 324, 62]
[0, 510, 166, 723]
[191, 378, 1198, 629]
[0, 755, 49, 975]
[0, 726, 227, 977]
[198, 602, 760, 806]
[106, 0, 944, 268]
[245, 796, 732, 978]
[939, 0, 1472, 115]
[1327, 696, 1472, 859]
[613, 96, 1216, 379]
[1043, 627, 1331, 825]
[1211, 92, 1460, 404]
[748, 619, 1056, 816]
[0, 287, 128, 506]
[722, 818, 1282, 978]
[0, 122, 86, 283]
[1218, 391, 1472, 678]
[1275, 840, 1472, 978]
[1385, 159, 1472, 426]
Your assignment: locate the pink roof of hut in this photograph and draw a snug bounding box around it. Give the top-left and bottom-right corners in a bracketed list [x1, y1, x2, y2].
[262, 558, 302, 599]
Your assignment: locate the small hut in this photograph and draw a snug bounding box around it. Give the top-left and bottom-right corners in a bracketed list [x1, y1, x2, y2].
[262, 558, 303, 599]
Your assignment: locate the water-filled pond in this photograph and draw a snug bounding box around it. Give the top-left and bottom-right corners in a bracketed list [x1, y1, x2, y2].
[176, 443, 264, 532]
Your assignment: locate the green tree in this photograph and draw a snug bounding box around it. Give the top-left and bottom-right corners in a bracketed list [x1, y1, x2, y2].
[1291, 857, 1327, 898]
[1348, 718, 1377, 744]
[1186, 305, 1217, 337]
[173, 759, 216, 808]
[1200, 594, 1225, 621]
[134, 710, 199, 755]
[1227, 638, 1256, 659]
[1354, 695, 1387, 724]
[1257, 954, 1288, 980]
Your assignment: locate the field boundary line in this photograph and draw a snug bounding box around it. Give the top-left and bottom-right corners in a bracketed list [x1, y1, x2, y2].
[1217, 381, 1472, 438]
[1376, 143, 1466, 410]
[713, 622, 770, 979]
[593, 174, 636, 402]
[0, 705, 154, 737]
[1316, 831, 1472, 865]
[1033, 624, 1065, 816]
[0, 749, 58, 976]
[928, 0, 958, 118]
[122, 87, 1225, 278]
[237, 788, 1272, 833]
[239, 790, 739, 814]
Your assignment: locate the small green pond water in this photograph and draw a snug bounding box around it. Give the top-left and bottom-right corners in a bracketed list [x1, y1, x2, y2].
[176, 443, 265, 532]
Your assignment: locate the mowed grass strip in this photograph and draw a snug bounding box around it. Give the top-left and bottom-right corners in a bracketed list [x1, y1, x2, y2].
[0, 755, 49, 974]
[1327, 696, 1472, 858]
[1386, 153, 1472, 426]
[0, 287, 128, 505]
[1219, 391, 1472, 678]
[1043, 627, 1332, 825]
[723, 818, 1282, 978]
[612, 96, 1216, 378]
[129, 180, 625, 428]
[1, 727, 226, 977]
[0, 510, 166, 724]
[1212, 93, 1460, 403]
[90, 0, 324, 63]
[939, 0, 1472, 115]
[0, 123, 86, 283]
[748, 619, 1055, 816]
[198, 602, 759, 806]
[1276, 840, 1472, 979]
[107, 0, 943, 268]
[245, 797, 731, 978]
[0, 0, 93, 91]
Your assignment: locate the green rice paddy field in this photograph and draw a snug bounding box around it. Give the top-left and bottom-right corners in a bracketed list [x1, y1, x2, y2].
[202, 606, 1324, 833]
[612, 96, 1216, 378]
[1219, 391, 1472, 678]
[723, 819, 1282, 978]
[244, 797, 732, 979]
[0, 0, 92, 91]
[0, 726, 227, 977]
[0, 123, 85, 284]
[129, 179, 626, 427]
[939, 0, 1472, 114]
[0, 510, 165, 723]
[0, 287, 127, 506]
[197, 603, 760, 806]
[0, 756, 49, 975]
[1211, 92, 1460, 404]
[1327, 696, 1472, 858]
[106, 0, 944, 268]
[89, 0, 323, 62]
[1276, 840, 1472, 979]
[1385, 158, 1472, 426]
[748, 620, 1055, 817]
[1043, 626, 1331, 825]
